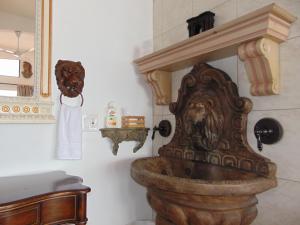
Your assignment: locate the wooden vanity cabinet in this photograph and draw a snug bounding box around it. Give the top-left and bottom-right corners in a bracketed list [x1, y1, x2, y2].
[0, 171, 90, 225]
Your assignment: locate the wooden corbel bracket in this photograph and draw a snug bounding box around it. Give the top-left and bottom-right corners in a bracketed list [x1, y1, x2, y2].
[238, 38, 280, 96]
[146, 70, 171, 105]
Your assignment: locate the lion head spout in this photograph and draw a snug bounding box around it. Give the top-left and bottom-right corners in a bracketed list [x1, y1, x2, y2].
[183, 96, 224, 151]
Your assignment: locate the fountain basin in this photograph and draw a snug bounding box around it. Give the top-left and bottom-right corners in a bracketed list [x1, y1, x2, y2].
[131, 157, 276, 225]
[131, 157, 276, 196]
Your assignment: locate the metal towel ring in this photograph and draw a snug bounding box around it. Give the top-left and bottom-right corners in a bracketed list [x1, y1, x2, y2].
[60, 93, 84, 107]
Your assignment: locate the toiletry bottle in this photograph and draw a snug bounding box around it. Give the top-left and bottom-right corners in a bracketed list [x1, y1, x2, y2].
[105, 101, 122, 128]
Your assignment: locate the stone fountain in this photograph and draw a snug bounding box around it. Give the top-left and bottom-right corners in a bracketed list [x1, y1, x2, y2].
[131, 63, 277, 225]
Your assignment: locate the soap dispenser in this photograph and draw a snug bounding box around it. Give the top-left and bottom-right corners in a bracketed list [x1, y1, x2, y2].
[105, 101, 122, 128]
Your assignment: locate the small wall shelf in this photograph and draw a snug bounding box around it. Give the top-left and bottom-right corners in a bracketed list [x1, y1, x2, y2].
[100, 128, 150, 155]
[134, 4, 297, 105]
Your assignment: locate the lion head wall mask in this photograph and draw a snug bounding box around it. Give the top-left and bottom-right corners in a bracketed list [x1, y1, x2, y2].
[55, 60, 85, 98]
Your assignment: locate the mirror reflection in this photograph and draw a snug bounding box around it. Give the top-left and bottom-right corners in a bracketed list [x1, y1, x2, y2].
[0, 0, 35, 97]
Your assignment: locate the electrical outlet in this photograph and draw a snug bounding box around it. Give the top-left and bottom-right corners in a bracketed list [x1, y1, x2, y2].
[83, 114, 99, 132]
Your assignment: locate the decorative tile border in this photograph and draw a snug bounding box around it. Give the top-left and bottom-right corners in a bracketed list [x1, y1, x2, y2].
[0, 100, 54, 123]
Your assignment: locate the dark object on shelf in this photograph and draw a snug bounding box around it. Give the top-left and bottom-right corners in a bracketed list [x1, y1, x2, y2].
[254, 118, 283, 151]
[152, 120, 172, 140]
[100, 128, 150, 155]
[0, 171, 91, 225]
[55, 60, 85, 106]
[187, 11, 215, 37]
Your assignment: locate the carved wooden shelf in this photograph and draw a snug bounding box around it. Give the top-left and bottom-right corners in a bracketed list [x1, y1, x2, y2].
[100, 128, 150, 155]
[134, 3, 297, 105]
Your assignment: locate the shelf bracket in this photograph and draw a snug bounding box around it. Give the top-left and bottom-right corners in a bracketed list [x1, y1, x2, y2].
[146, 70, 171, 105]
[134, 4, 297, 103]
[238, 38, 280, 96]
[100, 128, 150, 155]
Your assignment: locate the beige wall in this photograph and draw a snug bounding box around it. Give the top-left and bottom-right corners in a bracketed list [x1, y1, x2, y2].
[152, 0, 300, 224]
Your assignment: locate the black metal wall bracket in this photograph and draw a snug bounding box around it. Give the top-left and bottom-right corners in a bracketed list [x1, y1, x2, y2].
[254, 118, 283, 151]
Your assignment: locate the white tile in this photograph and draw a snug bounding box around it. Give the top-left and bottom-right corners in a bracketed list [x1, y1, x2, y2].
[152, 115, 163, 156]
[153, 103, 170, 116]
[153, 0, 163, 38]
[152, 114, 175, 155]
[153, 98, 170, 116]
[238, 37, 300, 110]
[237, 0, 300, 39]
[162, 105, 171, 115]
[237, 0, 273, 16]
[128, 220, 155, 225]
[153, 101, 162, 116]
[253, 179, 300, 225]
[152, 211, 157, 221]
[208, 56, 238, 83]
[172, 67, 192, 102]
[171, 57, 237, 103]
[153, 35, 163, 51]
[160, 24, 189, 49]
[162, 114, 176, 145]
[161, 0, 193, 33]
[171, 59, 237, 109]
[247, 109, 300, 182]
[152, 134, 162, 156]
[213, 0, 237, 27]
[192, 0, 229, 16]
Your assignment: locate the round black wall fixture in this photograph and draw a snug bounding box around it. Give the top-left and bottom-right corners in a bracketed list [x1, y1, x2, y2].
[254, 118, 283, 151]
[152, 120, 172, 140]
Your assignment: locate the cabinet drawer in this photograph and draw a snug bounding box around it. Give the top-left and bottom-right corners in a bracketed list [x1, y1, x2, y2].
[0, 205, 39, 225]
[41, 195, 76, 224]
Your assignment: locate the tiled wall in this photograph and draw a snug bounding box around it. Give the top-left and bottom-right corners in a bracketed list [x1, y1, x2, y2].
[152, 0, 300, 224]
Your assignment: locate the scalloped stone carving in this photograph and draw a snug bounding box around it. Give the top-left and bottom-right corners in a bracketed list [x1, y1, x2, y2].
[159, 63, 276, 178]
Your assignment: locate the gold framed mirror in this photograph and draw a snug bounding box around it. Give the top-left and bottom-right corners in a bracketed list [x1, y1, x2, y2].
[0, 0, 54, 123]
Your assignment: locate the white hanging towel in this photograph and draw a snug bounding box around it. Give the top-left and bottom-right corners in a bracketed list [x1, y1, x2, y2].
[57, 104, 82, 160]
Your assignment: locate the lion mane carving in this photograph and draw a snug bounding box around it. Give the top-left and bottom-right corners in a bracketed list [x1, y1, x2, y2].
[55, 60, 85, 98]
[184, 96, 224, 151]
